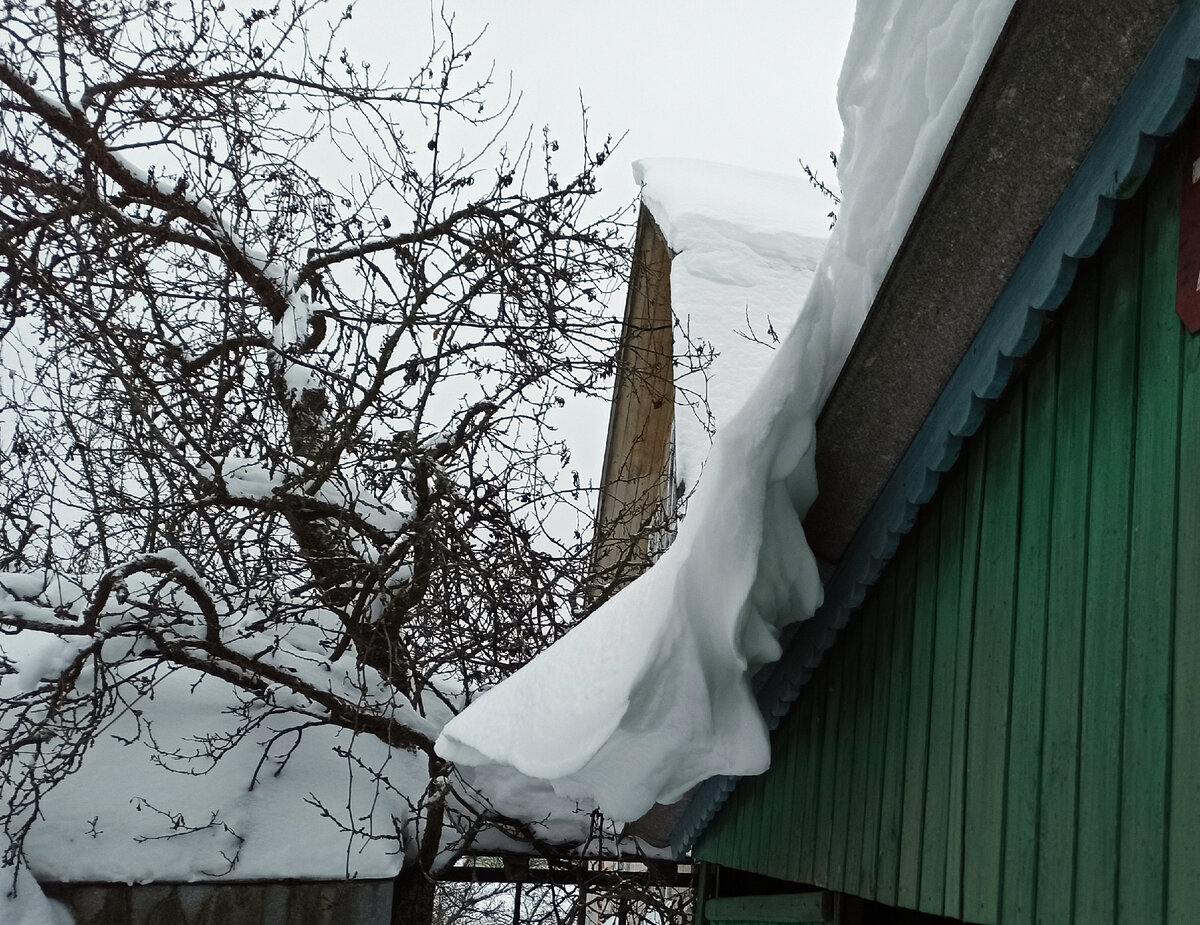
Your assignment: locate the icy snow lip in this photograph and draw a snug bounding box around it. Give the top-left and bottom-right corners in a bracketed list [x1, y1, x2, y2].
[437, 354, 826, 822]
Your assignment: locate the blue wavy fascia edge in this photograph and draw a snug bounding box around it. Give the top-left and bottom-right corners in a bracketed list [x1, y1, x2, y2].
[670, 0, 1200, 859]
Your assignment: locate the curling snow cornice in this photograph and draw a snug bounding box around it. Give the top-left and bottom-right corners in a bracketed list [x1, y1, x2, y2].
[673, 0, 1200, 857]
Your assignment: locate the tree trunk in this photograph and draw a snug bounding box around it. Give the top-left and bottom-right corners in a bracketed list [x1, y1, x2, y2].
[392, 867, 436, 925]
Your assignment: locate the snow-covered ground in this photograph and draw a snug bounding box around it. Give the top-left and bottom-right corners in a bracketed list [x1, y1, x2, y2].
[438, 0, 1018, 823]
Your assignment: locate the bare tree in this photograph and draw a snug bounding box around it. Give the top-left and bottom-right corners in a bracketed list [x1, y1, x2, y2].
[0, 0, 661, 920]
[433, 854, 692, 925]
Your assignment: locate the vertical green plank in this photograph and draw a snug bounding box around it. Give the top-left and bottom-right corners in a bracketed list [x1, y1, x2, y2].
[899, 510, 939, 909]
[877, 542, 916, 906]
[1118, 151, 1179, 925]
[798, 662, 830, 885]
[694, 785, 720, 861]
[702, 810, 727, 863]
[768, 719, 796, 887]
[756, 741, 781, 877]
[919, 465, 965, 915]
[1168, 205, 1200, 924]
[745, 766, 772, 876]
[713, 768, 741, 869]
[787, 699, 814, 886]
[753, 748, 777, 875]
[796, 667, 825, 887]
[751, 773, 775, 876]
[812, 644, 844, 888]
[789, 706, 813, 885]
[945, 434, 987, 919]
[751, 732, 776, 878]
[1000, 347, 1057, 925]
[788, 682, 818, 884]
[726, 755, 759, 871]
[845, 601, 878, 895]
[721, 776, 752, 874]
[784, 693, 815, 884]
[694, 861, 711, 925]
[751, 707, 783, 876]
[1036, 265, 1097, 925]
[860, 570, 897, 897]
[772, 695, 811, 883]
[962, 381, 1023, 925]
[1075, 194, 1142, 925]
[758, 708, 791, 882]
[711, 801, 729, 861]
[828, 618, 863, 891]
[703, 777, 732, 862]
[726, 794, 744, 862]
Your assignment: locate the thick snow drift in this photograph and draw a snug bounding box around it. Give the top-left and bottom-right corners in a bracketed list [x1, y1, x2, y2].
[438, 0, 1018, 823]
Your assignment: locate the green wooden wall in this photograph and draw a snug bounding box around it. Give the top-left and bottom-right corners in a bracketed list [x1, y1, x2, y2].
[695, 142, 1200, 924]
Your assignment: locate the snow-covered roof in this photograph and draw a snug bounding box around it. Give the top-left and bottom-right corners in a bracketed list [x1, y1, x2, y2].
[438, 0, 1020, 824]
[806, 0, 1188, 563]
[5, 580, 622, 895]
[1, 575, 432, 885]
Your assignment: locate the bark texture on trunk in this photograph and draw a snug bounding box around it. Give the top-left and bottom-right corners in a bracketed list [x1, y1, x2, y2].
[392, 867, 436, 925]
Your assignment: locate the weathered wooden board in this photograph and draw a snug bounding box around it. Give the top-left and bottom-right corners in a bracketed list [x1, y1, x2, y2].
[1118, 134, 1180, 925]
[1074, 184, 1142, 925]
[1034, 263, 1096, 925]
[704, 892, 825, 923]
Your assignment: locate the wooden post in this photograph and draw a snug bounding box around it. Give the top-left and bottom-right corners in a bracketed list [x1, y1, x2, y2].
[576, 884, 588, 925]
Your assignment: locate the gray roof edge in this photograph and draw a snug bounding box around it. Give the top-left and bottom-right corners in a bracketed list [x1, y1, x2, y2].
[805, 0, 1182, 564]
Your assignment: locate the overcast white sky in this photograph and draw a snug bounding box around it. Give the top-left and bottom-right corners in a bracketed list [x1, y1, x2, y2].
[351, 1, 857, 484]
[357, 2, 855, 213]
[444, 3, 853, 176]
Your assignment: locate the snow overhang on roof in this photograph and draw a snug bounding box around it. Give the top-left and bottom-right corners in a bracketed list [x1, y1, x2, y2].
[672, 0, 1197, 856]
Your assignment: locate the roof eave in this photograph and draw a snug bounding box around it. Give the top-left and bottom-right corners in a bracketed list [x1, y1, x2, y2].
[806, 0, 1182, 566]
[673, 0, 1200, 857]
